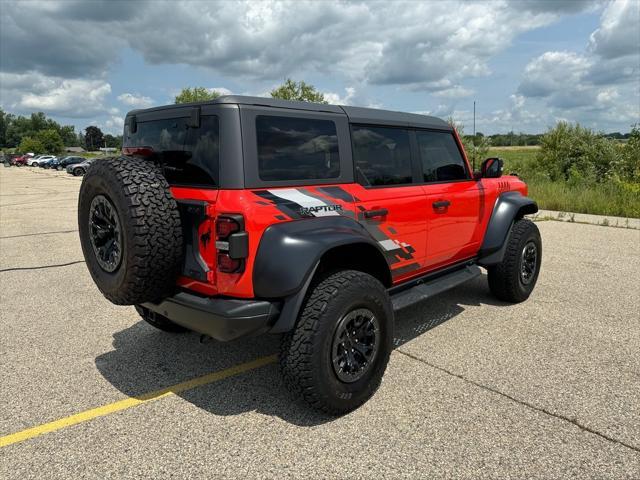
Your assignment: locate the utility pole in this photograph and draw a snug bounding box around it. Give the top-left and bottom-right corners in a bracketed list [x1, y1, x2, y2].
[473, 101, 476, 139]
[473, 100, 476, 171]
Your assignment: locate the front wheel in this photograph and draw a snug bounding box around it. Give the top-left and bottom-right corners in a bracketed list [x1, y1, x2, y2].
[488, 218, 542, 303]
[73, 167, 83, 176]
[280, 270, 393, 415]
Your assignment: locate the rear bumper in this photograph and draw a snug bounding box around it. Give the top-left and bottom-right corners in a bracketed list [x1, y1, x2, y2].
[141, 292, 281, 341]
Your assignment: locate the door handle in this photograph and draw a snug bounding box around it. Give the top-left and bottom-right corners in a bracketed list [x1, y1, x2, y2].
[364, 208, 388, 218]
[432, 200, 451, 209]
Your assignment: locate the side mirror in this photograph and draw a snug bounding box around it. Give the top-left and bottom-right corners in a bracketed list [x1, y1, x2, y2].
[480, 157, 504, 178]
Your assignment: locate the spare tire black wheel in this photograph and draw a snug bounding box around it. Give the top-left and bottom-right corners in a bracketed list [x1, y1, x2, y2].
[78, 157, 183, 305]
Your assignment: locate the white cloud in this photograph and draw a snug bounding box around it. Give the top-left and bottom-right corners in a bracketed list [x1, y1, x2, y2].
[6, 76, 112, 117]
[589, 0, 640, 59]
[516, 0, 640, 130]
[117, 93, 154, 108]
[432, 86, 474, 99]
[0, 0, 590, 92]
[104, 115, 124, 134]
[324, 87, 356, 105]
[210, 87, 233, 96]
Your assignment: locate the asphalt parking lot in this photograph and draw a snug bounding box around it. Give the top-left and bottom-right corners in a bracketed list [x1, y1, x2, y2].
[1, 165, 639, 479]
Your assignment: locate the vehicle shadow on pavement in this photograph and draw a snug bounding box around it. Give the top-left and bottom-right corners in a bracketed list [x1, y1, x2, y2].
[95, 273, 508, 426]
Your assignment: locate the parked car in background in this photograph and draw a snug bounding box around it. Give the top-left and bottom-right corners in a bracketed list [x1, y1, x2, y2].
[27, 155, 45, 166]
[32, 155, 56, 167]
[3, 154, 21, 166]
[50, 156, 85, 170]
[39, 156, 59, 168]
[67, 158, 95, 176]
[12, 154, 31, 166]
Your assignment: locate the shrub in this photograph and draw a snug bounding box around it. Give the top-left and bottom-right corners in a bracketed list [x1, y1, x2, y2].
[536, 122, 618, 183]
[615, 124, 640, 182]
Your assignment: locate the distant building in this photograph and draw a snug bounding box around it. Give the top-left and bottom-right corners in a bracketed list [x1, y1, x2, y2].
[65, 146, 86, 153]
[99, 147, 118, 153]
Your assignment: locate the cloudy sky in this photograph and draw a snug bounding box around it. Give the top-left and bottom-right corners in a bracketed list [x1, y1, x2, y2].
[0, 0, 638, 135]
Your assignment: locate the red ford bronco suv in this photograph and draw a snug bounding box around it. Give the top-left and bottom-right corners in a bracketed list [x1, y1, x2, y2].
[78, 96, 541, 414]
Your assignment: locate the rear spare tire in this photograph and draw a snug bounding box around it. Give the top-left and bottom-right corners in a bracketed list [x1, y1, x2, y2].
[78, 157, 183, 305]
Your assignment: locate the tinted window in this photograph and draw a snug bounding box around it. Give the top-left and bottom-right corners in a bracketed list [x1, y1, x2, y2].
[352, 126, 412, 186]
[256, 116, 340, 181]
[124, 116, 219, 187]
[416, 131, 468, 182]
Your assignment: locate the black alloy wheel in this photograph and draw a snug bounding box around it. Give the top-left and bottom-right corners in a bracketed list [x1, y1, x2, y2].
[89, 195, 122, 273]
[331, 308, 380, 383]
[520, 241, 537, 285]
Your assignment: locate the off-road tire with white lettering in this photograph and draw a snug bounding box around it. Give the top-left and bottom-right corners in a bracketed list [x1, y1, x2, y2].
[279, 270, 393, 415]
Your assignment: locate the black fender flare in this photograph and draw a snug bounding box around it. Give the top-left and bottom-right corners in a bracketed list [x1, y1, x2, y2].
[478, 191, 538, 266]
[252, 216, 390, 333]
[254, 216, 389, 298]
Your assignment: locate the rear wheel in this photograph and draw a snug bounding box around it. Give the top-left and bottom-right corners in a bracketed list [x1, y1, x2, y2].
[73, 167, 83, 176]
[488, 218, 542, 303]
[135, 305, 188, 333]
[280, 270, 393, 415]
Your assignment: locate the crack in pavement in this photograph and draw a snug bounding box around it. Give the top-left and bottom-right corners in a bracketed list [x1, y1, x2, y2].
[0, 229, 78, 240]
[395, 348, 640, 454]
[0, 260, 85, 273]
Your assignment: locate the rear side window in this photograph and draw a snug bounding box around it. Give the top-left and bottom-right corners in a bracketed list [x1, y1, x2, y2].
[256, 116, 340, 181]
[124, 116, 219, 187]
[352, 126, 412, 186]
[416, 131, 468, 182]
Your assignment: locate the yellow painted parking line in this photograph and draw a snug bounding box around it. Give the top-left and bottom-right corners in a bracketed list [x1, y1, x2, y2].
[0, 354, 277, 448]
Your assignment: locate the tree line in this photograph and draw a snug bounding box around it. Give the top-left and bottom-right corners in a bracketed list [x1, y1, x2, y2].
[0, 109, 122, 154]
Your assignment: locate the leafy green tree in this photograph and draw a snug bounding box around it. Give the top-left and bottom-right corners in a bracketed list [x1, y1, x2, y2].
[59, 125, 78, 146]
[84, 125, 104, 151]
[270, 79, 327, 104]
[18, 136, 45, 154]
[0, 109, 9, 147]
[5, 115, 32, 147]
[35, 129, 64, 154]
[104, 134, 122, 149]
[174, 87, 221, 104]
[1, 110, 77, 148]
[77, 132, 86, 149]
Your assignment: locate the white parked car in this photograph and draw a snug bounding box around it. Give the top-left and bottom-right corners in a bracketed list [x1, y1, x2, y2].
[25, 154, 43, 166]
[30, 155, 56, 167]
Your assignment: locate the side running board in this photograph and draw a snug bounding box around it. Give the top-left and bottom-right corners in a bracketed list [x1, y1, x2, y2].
[391, 265, 482, 311]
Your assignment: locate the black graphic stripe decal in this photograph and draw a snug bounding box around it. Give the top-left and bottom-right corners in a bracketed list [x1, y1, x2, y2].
[253, 190, 303, 219]
[318, 186, 358, 203]
[391, 262, 421, 277]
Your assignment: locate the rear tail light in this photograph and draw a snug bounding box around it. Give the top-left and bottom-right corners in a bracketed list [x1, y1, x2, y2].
[215, 215, 248, 273]
[216, 216, 241, 239]
[122, 146, 154, 157]
[217, 254, 242, 273]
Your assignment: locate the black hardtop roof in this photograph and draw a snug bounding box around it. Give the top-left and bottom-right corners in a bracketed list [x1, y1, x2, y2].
[127, 95, 451, 131]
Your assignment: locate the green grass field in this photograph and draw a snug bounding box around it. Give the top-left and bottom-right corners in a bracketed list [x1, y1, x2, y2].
[489, 147, 640, 218]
